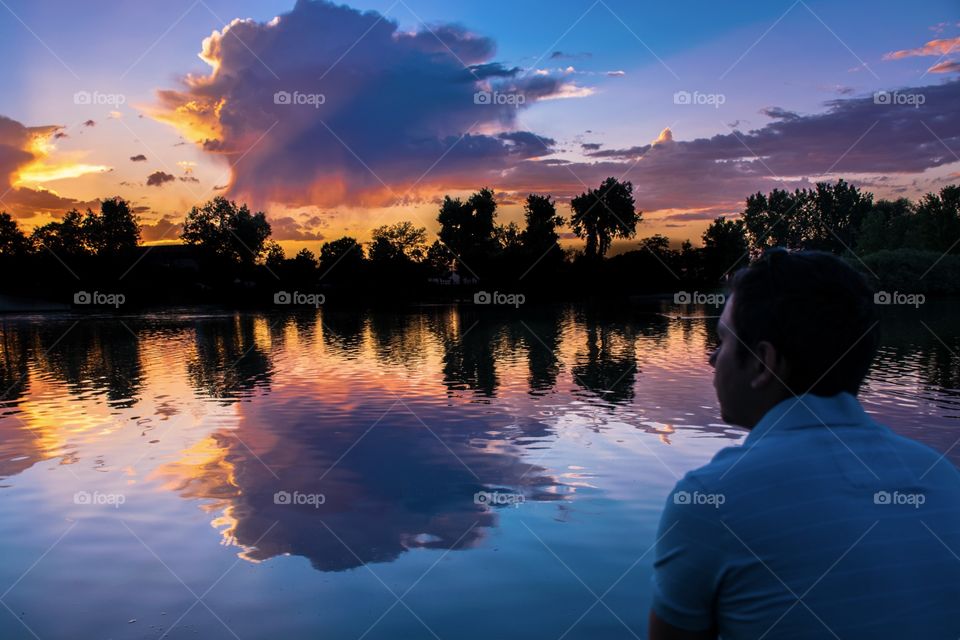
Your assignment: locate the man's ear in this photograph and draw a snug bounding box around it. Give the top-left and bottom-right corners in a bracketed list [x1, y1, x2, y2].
[749, 340, 785, 390]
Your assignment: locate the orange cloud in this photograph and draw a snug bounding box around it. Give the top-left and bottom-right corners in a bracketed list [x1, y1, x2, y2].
[0, 116, 98, 219]
[883, 37, 960, 59]
[928, 60, 960, 74]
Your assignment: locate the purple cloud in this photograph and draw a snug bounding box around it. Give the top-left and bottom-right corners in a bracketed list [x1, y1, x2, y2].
[154, 0, 590, 207]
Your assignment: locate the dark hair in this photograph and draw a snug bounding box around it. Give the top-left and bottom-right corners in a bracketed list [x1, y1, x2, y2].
[727, 249, 879, 396]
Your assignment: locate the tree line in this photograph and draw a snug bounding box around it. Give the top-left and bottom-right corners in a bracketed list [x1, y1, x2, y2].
[0, 178, 957, 305]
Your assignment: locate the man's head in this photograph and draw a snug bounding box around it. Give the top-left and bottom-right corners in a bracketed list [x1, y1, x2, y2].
[709, 250, 879, 428]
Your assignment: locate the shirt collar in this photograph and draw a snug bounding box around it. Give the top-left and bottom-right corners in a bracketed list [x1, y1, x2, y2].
[744, 392, 872, 444]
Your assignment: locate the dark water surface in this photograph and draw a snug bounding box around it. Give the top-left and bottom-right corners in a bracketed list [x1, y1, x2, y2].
[0, 303, 957, 639]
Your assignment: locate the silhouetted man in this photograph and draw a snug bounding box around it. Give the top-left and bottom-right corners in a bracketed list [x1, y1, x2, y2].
[649, 250, 960, 639]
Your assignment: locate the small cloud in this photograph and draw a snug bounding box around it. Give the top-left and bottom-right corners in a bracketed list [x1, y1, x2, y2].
[108, 111, 122, 119]
[146, 171, 176, 187]
[53, 131, 69, 139]
[179, 176, 200, 183]
[581, 142, 602, 151]
[652, 127, 673, 145]
[213, 184, 228, 190]
[130, 154, 147, 162]
[928, 60, 960, 74]
[605, 70, 626, 77]
[883, 37, 960, 60]
[760, 106, 800, 120]
[82, 119, 96, 127]
[550, 51, 592, 60]
[536, 82, 595, 101]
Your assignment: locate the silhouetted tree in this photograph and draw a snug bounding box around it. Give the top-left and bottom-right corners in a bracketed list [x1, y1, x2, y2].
[84, 197, 140, 255]
[912, 185, 960, 254]
[437, 188, 499, 277]
[496, 221, 522, 252]
[741, 188, 807, 253]
[854, 198, 914, 255]
[570, 177, 640, 258]
[31, 209, 88, 256]
[426, 240, 454, 279]
[521, 194, 565, 253]
[263, 241, 285, 270]
[181, 196, 272, 266]
[369, 221, 427, 263]
[0, 213, 29, 257]
[701, 216, 749, 279]
[319, 236, 365, 283]
[742, 180, 872, 255]
[807, 180, 872, 252]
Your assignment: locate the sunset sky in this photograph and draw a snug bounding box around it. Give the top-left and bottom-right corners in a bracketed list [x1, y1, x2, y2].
[1, 0, 958, 254]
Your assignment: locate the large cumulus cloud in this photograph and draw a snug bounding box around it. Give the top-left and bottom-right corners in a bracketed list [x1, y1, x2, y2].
[154, 0, 579, 207]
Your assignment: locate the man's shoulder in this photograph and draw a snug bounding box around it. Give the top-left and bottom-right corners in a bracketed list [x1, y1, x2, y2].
[678, 441, 755, 493]
[680, 418, 960, 498]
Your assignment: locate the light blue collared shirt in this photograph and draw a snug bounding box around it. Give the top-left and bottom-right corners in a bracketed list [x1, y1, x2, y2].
[652, 392, 960, 639]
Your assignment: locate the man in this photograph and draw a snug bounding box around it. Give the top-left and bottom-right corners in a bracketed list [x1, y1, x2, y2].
[649, 250, 960, 639]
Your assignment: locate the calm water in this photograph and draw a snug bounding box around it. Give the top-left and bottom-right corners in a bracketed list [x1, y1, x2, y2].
[0, 303, 957, 639]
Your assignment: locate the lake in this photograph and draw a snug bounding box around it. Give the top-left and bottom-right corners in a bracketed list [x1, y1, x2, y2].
[0, 302, 957, 639]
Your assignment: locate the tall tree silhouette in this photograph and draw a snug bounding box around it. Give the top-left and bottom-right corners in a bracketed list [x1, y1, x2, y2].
[437, 188, 499, 277]
[84, 196, 141, 255]
[31, 209, 88, 256]
[701, 216, 749, 279]
[519, 194, 565, 280]
[0, 213, 29, 257]
[570, 178, 640, 258]
[913, 185, 960, 254]
[319, 236, 365, 283]
[369, 221, 427, 263]
[181, 196, 271, 265]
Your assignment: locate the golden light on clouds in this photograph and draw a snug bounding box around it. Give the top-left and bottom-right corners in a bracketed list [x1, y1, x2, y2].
[150, 93, 225, 145]
[13, 128, 110, 185]
[16, 162, 111, 184]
